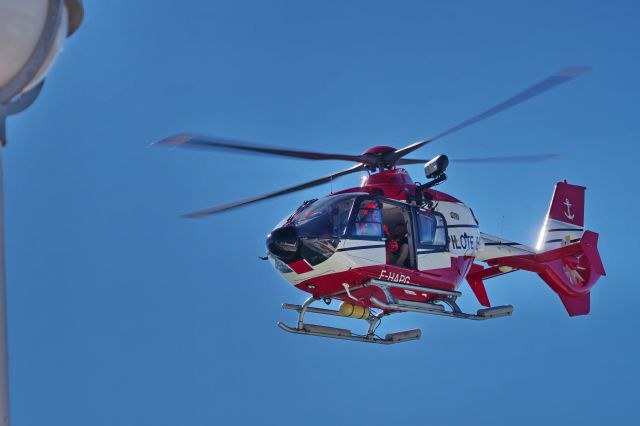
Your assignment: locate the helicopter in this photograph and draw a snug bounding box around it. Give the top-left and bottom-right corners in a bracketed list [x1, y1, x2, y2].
[156, 66, 605, 345]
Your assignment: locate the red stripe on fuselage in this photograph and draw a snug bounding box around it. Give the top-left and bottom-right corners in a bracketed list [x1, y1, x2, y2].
[288, 259, 314, 274]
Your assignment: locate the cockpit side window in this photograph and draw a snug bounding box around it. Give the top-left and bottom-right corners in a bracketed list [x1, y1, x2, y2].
[416, 211, 447, 249]
[350, 199, 383, 239]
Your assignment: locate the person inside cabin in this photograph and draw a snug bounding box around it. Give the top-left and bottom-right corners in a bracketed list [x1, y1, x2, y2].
[387, 222, 409, 267]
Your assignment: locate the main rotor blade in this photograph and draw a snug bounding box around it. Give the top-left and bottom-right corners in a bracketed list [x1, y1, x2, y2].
[397, 153, 562, 165]
[182, 163, 367, 218]
[390, 66, 590, 161]
[155, 133, 370, 164]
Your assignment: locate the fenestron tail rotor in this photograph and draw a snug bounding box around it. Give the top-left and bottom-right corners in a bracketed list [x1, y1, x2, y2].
[155, 66, 589, 218]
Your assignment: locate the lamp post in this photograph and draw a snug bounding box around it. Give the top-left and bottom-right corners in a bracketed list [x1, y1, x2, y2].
[0, 1, 84, 424]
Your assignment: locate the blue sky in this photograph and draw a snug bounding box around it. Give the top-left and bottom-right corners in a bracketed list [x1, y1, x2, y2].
[4, 0, 639, 424]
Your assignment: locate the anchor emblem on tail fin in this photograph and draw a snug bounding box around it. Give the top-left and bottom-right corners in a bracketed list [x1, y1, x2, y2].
[564, 198, 575, 220]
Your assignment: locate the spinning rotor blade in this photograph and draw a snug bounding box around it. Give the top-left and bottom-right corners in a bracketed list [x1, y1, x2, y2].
[389, 66, 590, 162]
[155, 133, 370, 164]
[398, 153, 562, 165]
[182, 163, 367, 218]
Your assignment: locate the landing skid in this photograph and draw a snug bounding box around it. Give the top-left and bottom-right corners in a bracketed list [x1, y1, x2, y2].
[277, 278, 513, 345]
[277, 297, 421, 345]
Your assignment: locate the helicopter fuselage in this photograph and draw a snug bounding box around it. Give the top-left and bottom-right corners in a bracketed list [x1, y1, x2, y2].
[266, 168, 481, 308]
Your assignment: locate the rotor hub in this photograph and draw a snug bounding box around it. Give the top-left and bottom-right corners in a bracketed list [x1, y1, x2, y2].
[361, 146, 398, 170]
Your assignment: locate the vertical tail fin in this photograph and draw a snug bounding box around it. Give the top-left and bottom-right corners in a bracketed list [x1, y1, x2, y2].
[536, 181, 585, 252]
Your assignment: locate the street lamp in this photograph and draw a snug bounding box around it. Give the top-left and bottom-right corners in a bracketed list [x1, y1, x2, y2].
[0, 1, 84, 425]
[0, 0, 83, 143]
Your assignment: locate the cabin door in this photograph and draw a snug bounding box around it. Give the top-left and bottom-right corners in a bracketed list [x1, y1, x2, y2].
[380, 200, 416, 269]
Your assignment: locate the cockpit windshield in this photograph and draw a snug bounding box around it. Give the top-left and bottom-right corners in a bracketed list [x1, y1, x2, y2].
[287, 194, 357, 238]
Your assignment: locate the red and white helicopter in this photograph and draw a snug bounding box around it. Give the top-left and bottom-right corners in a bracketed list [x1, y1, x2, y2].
[157, 67, 605, 344]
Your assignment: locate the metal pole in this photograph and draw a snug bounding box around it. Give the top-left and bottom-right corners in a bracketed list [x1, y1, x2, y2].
[0, 2, 83, 424]
[0, 143, 9, 426]
[0, 80, 45, 426]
